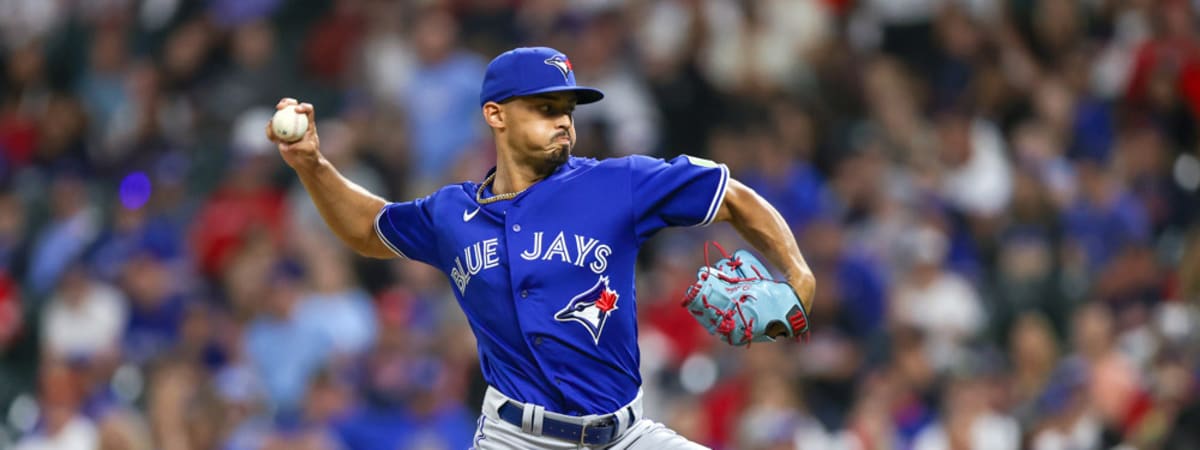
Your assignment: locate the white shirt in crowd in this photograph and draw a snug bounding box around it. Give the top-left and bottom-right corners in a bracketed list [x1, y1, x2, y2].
[14, 416, 98, 450]
[42, 281, 128, 358]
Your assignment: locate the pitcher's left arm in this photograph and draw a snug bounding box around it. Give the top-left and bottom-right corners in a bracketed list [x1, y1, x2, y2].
[712, 179, 816, 314]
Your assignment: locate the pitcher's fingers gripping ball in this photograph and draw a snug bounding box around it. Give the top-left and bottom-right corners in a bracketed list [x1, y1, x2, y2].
[271, 104, 309, 143]
[682, 241, 810, 346]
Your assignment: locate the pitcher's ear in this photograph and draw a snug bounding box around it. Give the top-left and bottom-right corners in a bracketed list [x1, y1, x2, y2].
[483, 102, 505, 130]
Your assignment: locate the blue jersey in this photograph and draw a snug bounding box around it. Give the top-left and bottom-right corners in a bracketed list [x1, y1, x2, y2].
[375, 155, 728, 415]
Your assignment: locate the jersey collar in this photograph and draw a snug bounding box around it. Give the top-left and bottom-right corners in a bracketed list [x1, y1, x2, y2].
[474, 157, 581, 203]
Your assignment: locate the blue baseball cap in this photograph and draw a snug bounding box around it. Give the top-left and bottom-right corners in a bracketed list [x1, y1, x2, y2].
[479, 47, 604, 106]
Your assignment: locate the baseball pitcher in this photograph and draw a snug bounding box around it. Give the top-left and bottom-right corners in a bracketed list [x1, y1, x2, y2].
[268, 46, 817, 449]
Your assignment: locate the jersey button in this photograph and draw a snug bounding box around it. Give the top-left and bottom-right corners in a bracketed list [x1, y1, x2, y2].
[534, 337, 543, 346]
[512, 224, 521, 232]
[520, 290, 529, 298]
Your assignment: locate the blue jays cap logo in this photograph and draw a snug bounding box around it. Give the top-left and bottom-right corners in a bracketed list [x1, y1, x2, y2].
[544, 55, 573, 82]
[555, 276, 619, 345]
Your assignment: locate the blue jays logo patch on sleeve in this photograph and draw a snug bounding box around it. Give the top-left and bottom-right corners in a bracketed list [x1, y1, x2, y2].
[544, 55, 573, 82]
[554, 276, 619, 344]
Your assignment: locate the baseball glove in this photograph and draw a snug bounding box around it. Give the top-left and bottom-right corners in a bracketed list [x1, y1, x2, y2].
[681, 242, 810, 346]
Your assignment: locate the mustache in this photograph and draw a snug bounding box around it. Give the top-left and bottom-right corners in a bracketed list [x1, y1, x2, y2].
[551, 131, 571, 142]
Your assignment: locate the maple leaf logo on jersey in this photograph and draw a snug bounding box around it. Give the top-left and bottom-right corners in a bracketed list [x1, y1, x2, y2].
[544, 55, 573, 82]
[555, 276, 619, 345]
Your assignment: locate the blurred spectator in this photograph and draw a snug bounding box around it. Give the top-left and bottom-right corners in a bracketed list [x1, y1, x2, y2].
[159, 18, 216, 94]
[912, 375, 1020, 450]
[40, 265, 126, 363]
[735, 371, 811, 450]
[1028, 303, 1122, 449]
[190, 116, 288, 280]
[1004, 312, 1060, 430]
[1116, 127, 1179, 234]
[400, 7, 486, 190]
[836, 370, 906, 450]
[357, 1, 417, 105]
[570, 11, 660, 157]
[890, 225, 985, 372]
[119, 250, 190, 365]
[26, 169, 101, 296]
[1061, 157, 1151, 275]
[698, 0, 831, 97]
[294, 245, 377, 358]
[1124, 0, 1200, 139]
[935, 111, 1013, 220]
[883, 326, 938, 447]
[860, 56, 938, 181]
[0, 41, 50, 169]
[634, 0, 724, 158]
[88, 197, 185, 283]
[14, 363, 97, 450]
[335, 332, 476, 450]
[303, 0, 366, 88]
[76, 24, 131, 162]
[202, 20, 288, 127]
[240, 384, 348, 450]
[698, 343, 793, 448]
[35, 93, 89, 173]
[738, 102, 830, 230]
[800, 217, 887, 338]
[1010, 118, 1076, 211]
[144, 358, 227, 450]
[243, 262, 331, 414]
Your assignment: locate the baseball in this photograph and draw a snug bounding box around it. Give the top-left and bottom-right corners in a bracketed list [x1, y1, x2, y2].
[271, 105, 309, 143]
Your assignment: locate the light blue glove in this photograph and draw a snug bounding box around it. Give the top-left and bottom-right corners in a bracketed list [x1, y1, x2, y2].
[681, 244, 810, 346]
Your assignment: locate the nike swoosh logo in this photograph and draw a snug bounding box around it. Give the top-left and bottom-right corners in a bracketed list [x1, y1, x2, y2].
[463, 207, 480, 222]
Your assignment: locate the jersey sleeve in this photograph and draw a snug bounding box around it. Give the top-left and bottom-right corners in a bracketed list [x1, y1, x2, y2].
[629, 154, 729, 240]
[374, 193, 440, 265]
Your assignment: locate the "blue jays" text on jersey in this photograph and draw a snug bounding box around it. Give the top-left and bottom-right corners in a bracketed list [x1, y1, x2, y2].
[374, 155, 728, 415]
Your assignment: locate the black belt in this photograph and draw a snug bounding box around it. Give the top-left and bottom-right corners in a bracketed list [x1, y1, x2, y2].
[497, 401, 635, 446]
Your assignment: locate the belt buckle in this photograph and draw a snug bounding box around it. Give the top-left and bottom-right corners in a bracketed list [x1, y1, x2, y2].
[578, 421, 590, 446]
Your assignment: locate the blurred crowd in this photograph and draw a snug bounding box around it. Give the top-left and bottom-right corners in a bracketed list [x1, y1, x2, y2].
[0, 0, 1199, 449]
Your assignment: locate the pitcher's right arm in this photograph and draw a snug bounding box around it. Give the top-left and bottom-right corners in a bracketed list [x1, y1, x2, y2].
[267, 98, 395, 259]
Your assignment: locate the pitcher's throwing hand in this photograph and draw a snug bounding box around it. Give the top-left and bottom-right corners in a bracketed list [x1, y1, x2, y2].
[265, 98, 321, 170]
